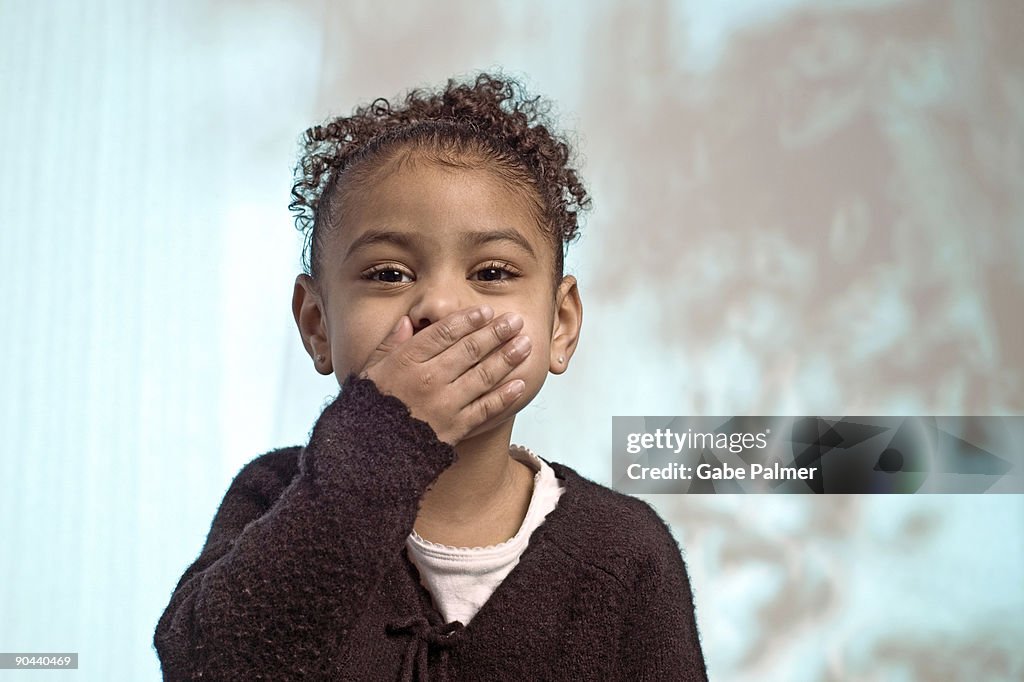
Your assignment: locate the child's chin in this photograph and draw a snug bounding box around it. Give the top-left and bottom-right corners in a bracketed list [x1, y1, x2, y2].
[457, 411, 520, 445]
[453, 375, 545, 445]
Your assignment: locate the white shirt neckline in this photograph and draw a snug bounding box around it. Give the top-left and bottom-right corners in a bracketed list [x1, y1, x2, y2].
[404, 444, 567, 625]
[408, 444, 556, 555]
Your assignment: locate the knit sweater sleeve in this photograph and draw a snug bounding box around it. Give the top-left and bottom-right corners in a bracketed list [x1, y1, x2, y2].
[153, 375, 455, 680]
[618, 504, 709, 681]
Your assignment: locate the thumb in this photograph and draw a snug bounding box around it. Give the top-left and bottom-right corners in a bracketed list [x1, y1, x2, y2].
[361, 316, 412, 373]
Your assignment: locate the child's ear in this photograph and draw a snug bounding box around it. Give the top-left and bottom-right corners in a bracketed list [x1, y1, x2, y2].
[549, 275, 582, 375]
[292, 274, 332, 375]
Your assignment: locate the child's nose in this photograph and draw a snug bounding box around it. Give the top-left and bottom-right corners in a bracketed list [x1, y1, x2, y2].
[407, 281, 466, 333]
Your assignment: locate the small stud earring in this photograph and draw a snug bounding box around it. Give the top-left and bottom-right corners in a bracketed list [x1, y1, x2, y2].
[558, 356, 565, 364]
[315, 354, 325, 363]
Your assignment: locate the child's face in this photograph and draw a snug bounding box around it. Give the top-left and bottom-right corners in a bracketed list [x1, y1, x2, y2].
[294, 154, 581, 435]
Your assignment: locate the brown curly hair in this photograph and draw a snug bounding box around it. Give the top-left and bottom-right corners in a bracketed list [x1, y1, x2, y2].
[289, 72, 591, 285]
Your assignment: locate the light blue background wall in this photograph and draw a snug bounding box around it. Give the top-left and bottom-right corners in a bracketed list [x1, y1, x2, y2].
[1, 0, 1021, 679]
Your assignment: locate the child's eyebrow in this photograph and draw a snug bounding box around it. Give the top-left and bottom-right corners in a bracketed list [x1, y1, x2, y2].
[344, 230, 415, 260]
[344, 228, 537, 260]
[460, 229, 536, 258]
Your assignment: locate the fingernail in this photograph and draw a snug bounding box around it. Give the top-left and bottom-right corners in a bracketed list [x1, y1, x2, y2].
[391, 317, 404, 333]
[511, 335, 532, 357]
[507, 379, 525, 397]
[506, 313, 524, 333]
[471, 305, 494, 325]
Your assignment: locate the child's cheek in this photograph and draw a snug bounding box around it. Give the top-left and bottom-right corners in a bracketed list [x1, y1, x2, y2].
[510, 320, 551, 386]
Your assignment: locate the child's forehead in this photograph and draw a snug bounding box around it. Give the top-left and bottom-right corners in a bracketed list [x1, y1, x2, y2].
[349, 151, 527, 207]
[332, 159, 552, 252]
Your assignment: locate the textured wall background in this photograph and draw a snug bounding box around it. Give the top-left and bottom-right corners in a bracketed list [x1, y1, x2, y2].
[1, 0, 1021, 679]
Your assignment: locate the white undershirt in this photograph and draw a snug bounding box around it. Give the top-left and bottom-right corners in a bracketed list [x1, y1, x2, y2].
[404, 444, 566, 625]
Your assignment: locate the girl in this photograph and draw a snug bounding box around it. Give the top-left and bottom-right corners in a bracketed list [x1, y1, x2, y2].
[154, 72, 708, 681]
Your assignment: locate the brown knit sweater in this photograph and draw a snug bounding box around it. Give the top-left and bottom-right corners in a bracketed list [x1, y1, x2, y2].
[153, 376, 708, 681]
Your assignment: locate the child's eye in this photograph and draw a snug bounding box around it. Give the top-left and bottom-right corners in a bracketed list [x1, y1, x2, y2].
[362, 265, 413, 284]
[472, 262, 521, 283]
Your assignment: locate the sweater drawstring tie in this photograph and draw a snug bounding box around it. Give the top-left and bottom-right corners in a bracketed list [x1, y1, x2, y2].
[386, 615, 465, 682]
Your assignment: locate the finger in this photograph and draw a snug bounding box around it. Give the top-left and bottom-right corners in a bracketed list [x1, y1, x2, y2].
[404, 305, 494, 363]
[359, 316, 413, 375]
[452, 333, 531, 406]
[439, 312, 524, 374]
[459, 379, 527, 431]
